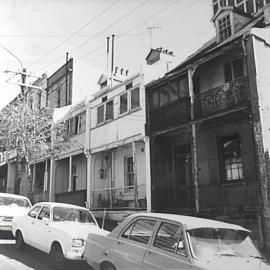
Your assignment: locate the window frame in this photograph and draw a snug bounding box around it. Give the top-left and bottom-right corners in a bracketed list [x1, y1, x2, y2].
[28, 205, 42, 219]
[152, 221, 188, 257]
[130, 87, 140, 110]
[218, 133, 243, 182]
[224, 57, 244, 83]
[217, 13, 232, 42]
[120, 218, 158, 246]
[37, 206, 51, 220]
[97, 99, 114, 125]
[124, 156, 134, 189]
[77, 112, 86, 133]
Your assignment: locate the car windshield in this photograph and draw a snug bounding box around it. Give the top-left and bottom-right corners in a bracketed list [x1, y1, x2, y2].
[52, 207, 96, 224]
[188, 227, 262, 259]
[0, 196, 30, 208]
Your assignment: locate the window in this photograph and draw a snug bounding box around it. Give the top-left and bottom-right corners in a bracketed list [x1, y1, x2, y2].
[160, 86, 170, 106]
[126, 82, 133, 90]
[131, 88, 140, 110]
[152, 90, 159, 108]
[77, 112, 86, 133]
[219, 134, 243, 181]
[154, 222, 187, 256]
[105, 100, 114, 120]
[125, 157, 134, 187]
[37, 206, 50, 220]
[97, 104, 104, 124]
[179, 77, 189, 97]
[224, 58, 244, 82]
[121, 219, 157, 244]
[28, 206, 42, 218]
[218, 14, 232, 41]
[120, 93, 128, 114]
[169, 79, 180, 101]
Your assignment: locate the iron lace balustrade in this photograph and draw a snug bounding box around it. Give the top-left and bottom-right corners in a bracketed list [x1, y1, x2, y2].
[195, 76, 250, 118]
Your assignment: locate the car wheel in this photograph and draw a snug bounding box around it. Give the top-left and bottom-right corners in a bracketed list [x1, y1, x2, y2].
[49, 243, 66, 269]
[15, 231, 25, 250]
[101, 262, 117, 270]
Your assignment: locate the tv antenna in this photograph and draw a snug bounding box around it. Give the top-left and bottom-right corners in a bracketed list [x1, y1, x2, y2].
[147, 26, 161, 49]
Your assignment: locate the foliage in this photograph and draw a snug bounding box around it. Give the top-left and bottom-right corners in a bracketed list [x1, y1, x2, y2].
[0, 94, 60, 163]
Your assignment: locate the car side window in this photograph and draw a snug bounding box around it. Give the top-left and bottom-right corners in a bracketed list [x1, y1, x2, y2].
[37, 206, 50, 220]
[153, 222, 187, 256]
[28, 206, 42, 219]
[121, 219, 157, 245]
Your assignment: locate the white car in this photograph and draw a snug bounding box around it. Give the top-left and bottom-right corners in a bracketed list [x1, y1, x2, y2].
[12, 202, 108, 268]
[0, 192, 32, 232]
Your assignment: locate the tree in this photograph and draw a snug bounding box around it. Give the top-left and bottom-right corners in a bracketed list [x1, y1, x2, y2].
[0, 94, 61, 199]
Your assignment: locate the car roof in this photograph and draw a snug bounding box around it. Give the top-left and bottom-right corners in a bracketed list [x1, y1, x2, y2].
[0, 192, 31, 201]
[128, 213, 249, 232]
[34, 201, 89, 211]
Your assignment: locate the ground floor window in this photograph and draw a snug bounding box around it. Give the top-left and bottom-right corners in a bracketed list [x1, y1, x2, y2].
[219, 134, 243, 181]
[125, 156, 134, 188]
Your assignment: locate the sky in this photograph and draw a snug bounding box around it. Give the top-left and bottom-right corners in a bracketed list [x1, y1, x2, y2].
[0, 0, 214, 109]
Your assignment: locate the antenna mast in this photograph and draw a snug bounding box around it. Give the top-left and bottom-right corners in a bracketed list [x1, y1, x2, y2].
[147, 26, 161, 49]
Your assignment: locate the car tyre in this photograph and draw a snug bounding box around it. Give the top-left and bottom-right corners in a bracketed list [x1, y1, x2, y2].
[101, 262, 117, 270]
[15, 231, 25, 250]
[49, 243, 66, 269]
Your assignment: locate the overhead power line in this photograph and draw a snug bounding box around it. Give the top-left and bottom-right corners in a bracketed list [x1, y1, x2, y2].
[33, 0, 150, 75]
[29, 0, 120, 69]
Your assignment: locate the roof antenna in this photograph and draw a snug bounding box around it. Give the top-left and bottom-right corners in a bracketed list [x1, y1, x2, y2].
[146, 26, 161, 49]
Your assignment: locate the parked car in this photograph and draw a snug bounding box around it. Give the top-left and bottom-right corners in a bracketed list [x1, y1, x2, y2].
[0, 192, 32, 232]
[83, 212, 269, 270]
[12, 202, 108, 268]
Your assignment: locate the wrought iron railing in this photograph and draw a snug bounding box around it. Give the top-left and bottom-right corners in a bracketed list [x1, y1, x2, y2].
[198, 181, 260, 211]
[91, 184, 147, 210]
[175, 181, 260, 212]
[195, 76, 250, 117]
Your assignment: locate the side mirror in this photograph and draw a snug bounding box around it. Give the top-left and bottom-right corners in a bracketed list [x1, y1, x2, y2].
[42, 217, 50, 225]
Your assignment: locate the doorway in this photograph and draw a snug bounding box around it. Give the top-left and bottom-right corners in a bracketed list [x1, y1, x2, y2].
[174, 144, 193, 210]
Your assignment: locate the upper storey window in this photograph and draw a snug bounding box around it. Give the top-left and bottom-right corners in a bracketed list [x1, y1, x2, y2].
[150, 76, 189, 110]
[218, 14, 232, 41]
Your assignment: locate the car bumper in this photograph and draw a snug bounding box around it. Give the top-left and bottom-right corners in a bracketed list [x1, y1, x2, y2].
[0, 222, 12, 231]
[65, 248, 85, 260]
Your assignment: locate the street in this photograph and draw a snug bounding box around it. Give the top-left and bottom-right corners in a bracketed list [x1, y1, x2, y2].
[0, 233, 91, 270]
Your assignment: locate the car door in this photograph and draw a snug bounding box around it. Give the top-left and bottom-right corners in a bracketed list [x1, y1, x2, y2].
[22, 205, 42, 246]
[142, 221, 193, 269]
[32, 206, 52, 253]
[108, 218, 158, 270]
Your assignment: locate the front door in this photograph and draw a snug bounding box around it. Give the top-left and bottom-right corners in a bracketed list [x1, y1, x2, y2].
[174, 144, 193, 210]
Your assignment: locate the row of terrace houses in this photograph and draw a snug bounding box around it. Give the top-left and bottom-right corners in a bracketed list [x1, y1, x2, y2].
[24, 73, 151, 224]
[1, 0, 270, 250]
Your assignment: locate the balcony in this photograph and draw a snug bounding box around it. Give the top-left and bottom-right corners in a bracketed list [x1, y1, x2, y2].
[195, 76, 250, 118]
[91, 184, 147, 210]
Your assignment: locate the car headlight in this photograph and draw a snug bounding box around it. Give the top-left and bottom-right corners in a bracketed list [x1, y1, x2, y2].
[71, 239, 85, 248]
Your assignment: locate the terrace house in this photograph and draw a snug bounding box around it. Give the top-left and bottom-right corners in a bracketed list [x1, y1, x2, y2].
[146, 2, 270, 249]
